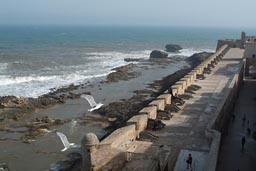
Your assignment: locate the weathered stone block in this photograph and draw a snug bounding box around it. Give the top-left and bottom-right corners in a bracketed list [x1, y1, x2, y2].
[101, 125, 137, 149]
[172, 85, 183, 95]
[183, 76, 192, 86]
[180, 78, 190, 87]
[157, 94, 172, 104]
[127, 114, 148, 132]
[139, 106, 157, 119]
[149, 99, 165, 111]
[175, 81, 186, 93]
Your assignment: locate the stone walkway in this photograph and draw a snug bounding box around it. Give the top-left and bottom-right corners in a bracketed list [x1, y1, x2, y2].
[149, 48, 244, 170]
[217, 79, 256, 171]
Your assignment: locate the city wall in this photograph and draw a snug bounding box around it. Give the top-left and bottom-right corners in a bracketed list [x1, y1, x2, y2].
[205, 59, 244, 171]
[81, 44, 231, 171]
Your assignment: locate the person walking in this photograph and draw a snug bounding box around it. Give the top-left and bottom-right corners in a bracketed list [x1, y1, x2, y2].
[186, 153, 193, 170]
[242, 114, 246, 127]
[241, 136, 246, 150]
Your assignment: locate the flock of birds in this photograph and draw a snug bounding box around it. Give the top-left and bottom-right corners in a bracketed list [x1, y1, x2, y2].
[56, 94, 103, 151]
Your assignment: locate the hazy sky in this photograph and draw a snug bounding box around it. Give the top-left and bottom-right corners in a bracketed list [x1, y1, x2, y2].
[0, 0, 255, 28]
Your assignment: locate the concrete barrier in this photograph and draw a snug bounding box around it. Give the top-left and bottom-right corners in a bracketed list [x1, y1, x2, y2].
[139, 106, 157, 119]
[157, 93, 172, 104]
[149, 99, 165, 111]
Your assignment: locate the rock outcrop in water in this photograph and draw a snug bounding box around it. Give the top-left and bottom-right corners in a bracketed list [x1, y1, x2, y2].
[185, 52, 213, 68]
[165, 44, 182, 52]
[150, 50, 168, 59]
[106, 63, 140, 83]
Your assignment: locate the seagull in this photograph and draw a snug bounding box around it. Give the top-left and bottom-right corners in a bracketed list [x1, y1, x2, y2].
[81, 94, 104, 112]
[56, 132, 80, 152]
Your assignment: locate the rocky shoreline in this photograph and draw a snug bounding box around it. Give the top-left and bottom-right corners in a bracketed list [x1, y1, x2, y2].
[0, 51, 212, 139]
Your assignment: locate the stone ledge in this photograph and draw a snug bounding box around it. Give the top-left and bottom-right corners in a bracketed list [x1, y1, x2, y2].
[149, 99, 165, 111]
[101, 124, 137, 149]
[157, 94, 172, 105]
[127, 114, 148, 132]
[139, 106, 157, 119]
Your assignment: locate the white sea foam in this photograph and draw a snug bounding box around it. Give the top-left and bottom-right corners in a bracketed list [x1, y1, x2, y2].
[0, 49, 200, 98]
[0, 71, 113, 98]
[168, 48, 215, 57]
[0, 63, 8, 72]
[86, 50, 151, 60]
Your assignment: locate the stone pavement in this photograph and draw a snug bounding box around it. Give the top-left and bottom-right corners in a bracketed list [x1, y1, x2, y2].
[217, 79, 256, 171]
[147, 48, 244, 170]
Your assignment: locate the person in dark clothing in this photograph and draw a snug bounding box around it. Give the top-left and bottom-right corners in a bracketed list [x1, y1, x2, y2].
[168, 86, 174, 97]
[186, 153, 192, 170]
[241, 136, 246, 150]
[231, 114, 235, 122]
[242, 114, 246, 127]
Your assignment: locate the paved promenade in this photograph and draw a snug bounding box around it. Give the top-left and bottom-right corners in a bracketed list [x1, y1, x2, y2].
[150, 48, 244, 170]
[217, 79, 256, 171]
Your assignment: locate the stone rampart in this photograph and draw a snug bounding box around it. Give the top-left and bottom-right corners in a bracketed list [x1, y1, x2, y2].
[205, 62, 244, 171]
[80, 44, 229, 171]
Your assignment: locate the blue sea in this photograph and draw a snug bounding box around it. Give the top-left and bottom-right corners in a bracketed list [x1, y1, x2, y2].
[0, 26, 253, 97]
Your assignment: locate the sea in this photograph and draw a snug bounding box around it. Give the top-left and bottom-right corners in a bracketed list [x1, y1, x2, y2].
[0, 26, 252, 97]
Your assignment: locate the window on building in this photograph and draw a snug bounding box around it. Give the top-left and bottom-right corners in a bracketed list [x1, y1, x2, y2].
[253, 54, 256, 58]
[254, 38, 256, 42]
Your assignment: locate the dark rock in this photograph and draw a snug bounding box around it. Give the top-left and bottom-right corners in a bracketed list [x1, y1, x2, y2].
[165, 44, 182, 52]
[49, 160, 74, 171]
[106, 64, 140, 83]
[67, 152, 82, 162]
[124, 58, 143, 62]
[150, 50, 168, 59]
[186, 52, 213, 68]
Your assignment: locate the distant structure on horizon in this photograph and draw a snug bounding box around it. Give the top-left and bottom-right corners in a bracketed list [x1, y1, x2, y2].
[217, 32, 256, 77]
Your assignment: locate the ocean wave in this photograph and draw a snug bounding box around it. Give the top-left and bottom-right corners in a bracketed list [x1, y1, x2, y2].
[85, 50, 151, 60]
[0, 63, 8, 71]
[168, 48, 215, 57]
[0, 71, 113, 97]
[0, 75, 58, 86]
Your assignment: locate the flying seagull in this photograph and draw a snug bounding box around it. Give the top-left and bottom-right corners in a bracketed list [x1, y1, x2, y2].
[56, 132, 80, 152]
[81, 94, 104, 112]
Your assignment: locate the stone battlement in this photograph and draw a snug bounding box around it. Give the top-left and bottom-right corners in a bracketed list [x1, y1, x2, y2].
[79, 44, 233, 171]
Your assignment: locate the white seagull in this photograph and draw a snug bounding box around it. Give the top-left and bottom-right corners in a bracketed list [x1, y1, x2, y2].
[56, 132, 80, 152]
[81, 94, 104, 112]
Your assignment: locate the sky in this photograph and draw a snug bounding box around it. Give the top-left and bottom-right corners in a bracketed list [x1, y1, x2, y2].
[0, 0, 255, 28]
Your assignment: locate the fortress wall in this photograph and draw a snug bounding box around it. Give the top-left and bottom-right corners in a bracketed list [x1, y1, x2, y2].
[216, 39, 242, 50]
[84, 44, 229, 171]
[244, 43, 256, 76]
[157, 94, 172, 104]
[139, 106, 157, 119]
[127, 114, 148, 133]
[149, 99, 165, 111]
[101, 124, 137, 149]
[206, 62, 244, 171]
